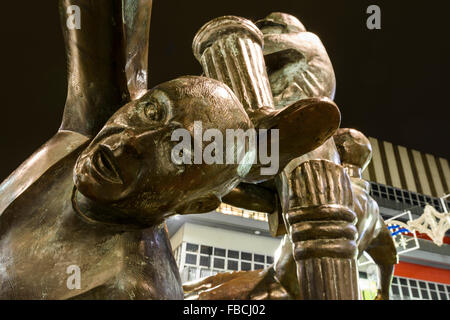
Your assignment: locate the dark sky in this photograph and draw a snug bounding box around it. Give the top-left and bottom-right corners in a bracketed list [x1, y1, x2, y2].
[0, 0, 449, 182]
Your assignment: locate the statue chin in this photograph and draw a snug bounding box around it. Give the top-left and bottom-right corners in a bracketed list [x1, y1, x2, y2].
[73, 155, 133, 204]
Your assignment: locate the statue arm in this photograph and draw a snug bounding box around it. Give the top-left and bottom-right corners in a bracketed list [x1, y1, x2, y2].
[59, 0, 131, 137]
[222, 182, 277, 214]
[123, 0, 153, 100]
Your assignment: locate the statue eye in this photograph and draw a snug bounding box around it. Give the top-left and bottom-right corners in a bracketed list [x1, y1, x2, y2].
[143, 101, 164, 121]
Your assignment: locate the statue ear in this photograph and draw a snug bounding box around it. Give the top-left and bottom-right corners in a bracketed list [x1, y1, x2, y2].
[175, 194, 221, 215]
[244, 97, 341, 183]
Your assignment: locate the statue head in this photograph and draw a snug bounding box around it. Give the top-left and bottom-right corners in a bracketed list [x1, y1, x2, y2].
[74, 76, 254, 222]
[255, 12, 336, 108]
[333, 128, 372, 173]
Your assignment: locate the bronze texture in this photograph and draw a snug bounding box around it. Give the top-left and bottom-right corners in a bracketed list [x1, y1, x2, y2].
[216, 13, 359, 300]
[0, 3, 397, 301]
[192, 15, 340, 182]
[215, 13, 396, 300]
[186, 129, 397, 300]
[0, 1, 254, 299]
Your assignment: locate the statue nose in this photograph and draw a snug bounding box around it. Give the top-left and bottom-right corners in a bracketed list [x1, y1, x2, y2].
[96, 130, 141, 161]
[115, 132, 147, 159]
[92, 126, 125, 145]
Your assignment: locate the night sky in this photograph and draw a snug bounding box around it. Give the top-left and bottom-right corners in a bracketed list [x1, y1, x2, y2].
[0, 0, 448, 182]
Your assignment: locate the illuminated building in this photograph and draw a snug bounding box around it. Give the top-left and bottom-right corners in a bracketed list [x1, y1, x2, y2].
[168, 137, 450, 300]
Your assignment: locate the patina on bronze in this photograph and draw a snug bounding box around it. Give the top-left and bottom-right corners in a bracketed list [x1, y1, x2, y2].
[201, 13, 359, 299]
[184, 128, 398, 300]
[0, 1, 258, 299]
[262, 13, 359, 300]
[334, 128, 398, 300]
[265, 128, 396, 300]
[256, 12, 336, 106]
[0, 4, 349, 299]
[123, 0, 153, 100]
[192, 15, 341, 183]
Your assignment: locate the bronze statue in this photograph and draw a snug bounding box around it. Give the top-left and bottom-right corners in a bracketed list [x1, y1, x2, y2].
[184, 128, 398, 300]
[198, 13, 360, 299]
[259, 12, 336, 106]
[258, 14, 396, 299]
[0, 4, 341, 299]
[0, 0, 234, 299]
[334, 128, 398, 300]
[192, 15, 340, 183]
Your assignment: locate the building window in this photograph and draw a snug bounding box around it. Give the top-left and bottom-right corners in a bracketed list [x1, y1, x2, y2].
[200, 269, 212, 278]
[213, 258, 225, 269]
[200, 245, 213, 255]
[185, 253, 197, 265]
[186, 243, 199, 253]
[199, 256, 210, 268]
[228, 250, 239, 259]
[390, 276, 449, 300]
[241, 252, 252, 261]
[241, 262, 251, 271]
[227, 260, 238, 271]
[214, 248, 226, 257]
[176, 241, 275, 283]
[370, 182, 449, 212]
[254, 254, 265, 263]
[187, 267, 197, 282]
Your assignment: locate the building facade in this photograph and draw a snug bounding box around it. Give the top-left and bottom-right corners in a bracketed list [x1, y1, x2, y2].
[168, 137, 450, 300]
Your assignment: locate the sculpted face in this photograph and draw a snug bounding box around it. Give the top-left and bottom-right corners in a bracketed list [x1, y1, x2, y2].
[74, 76, 254, 221]
[256, 12, 336, 108]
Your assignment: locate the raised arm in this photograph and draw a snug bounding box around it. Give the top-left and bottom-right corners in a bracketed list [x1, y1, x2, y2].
[123, 0, 153, 100]
[59, 0, 132, 137]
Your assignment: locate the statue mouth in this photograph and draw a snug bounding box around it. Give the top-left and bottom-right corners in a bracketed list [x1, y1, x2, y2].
[92, 145, 123, 184]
